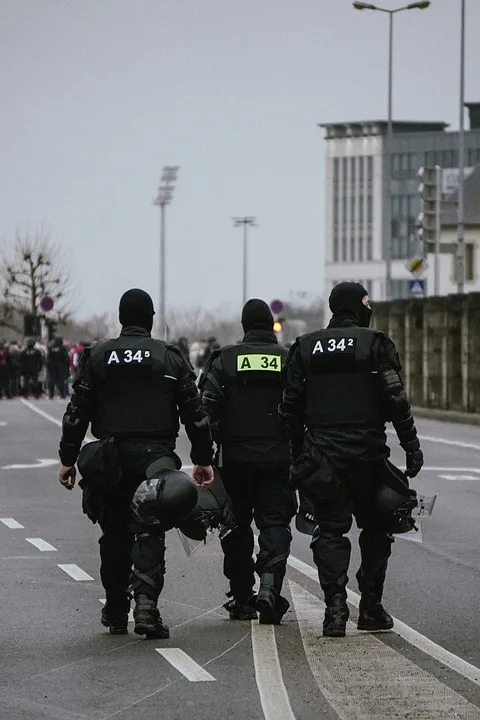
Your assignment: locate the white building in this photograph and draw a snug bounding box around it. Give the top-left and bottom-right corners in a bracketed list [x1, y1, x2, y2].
[321, 104, 480, 311]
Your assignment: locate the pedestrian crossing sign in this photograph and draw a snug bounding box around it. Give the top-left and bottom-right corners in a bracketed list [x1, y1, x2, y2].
[408, 278, 426, 298]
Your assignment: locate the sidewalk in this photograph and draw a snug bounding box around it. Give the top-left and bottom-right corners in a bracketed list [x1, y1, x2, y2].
[412, 406, 480, 426]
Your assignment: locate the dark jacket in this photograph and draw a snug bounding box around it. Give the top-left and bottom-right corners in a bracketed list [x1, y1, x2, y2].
[58, 326, 213, 468]
[199, 328, 290, 465]
[279, 313, 418, 469]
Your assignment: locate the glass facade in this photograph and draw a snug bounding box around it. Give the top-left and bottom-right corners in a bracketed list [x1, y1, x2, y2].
[331, 154, 373, 265]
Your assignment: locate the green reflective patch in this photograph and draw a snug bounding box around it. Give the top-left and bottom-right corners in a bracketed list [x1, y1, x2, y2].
[237, 354, 282, 372]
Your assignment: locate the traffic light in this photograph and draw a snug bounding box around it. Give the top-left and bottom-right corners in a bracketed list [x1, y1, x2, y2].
[417, 166, 439, 253]
[273, 318, 284, 334]
[47, 319, 58, 341]
[23, 314, 41, 337]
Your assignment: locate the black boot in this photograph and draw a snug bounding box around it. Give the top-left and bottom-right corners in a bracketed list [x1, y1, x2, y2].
[323, 594, 349, 637]
[133, 594, 169, 639]
[357, 591, 393, 632]
[223, 593, 258, 621]
[101, 594, 130, 635]
[256, 573, 290, 625]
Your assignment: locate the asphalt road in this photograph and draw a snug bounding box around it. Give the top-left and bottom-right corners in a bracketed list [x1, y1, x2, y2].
[0, 398, 479, 720]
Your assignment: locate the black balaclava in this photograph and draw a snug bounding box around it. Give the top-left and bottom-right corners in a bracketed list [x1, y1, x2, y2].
[329, 282, 372, 328]
[241, 299, 274, 333]
[118, 289, 155, 332]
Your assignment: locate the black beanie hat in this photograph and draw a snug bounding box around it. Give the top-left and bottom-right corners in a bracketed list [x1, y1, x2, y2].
[241, 298, 274, 333]
[119, 289, 155, 331]
[329, 282, 371, 327]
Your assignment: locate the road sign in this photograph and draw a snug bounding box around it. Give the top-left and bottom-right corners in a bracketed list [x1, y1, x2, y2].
[40, 296, 54, 312]
[408, 279, 426, 298]
[405, 256, 428, 276]
[270, 299, 284, 315]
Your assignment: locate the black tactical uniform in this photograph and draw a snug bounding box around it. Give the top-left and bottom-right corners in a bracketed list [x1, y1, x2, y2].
[200, 299, 296, 624]
[280, 282, 423, 637]
[58, 289, 213, 637]
[47, 337, 70, 399]
[20, 339, 44, 398]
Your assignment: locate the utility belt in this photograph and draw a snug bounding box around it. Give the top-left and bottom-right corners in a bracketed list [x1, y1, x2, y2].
[77, 437, 122, 523]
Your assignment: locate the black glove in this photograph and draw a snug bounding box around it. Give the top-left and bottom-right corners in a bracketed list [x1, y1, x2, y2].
[405, 448, 424, 478]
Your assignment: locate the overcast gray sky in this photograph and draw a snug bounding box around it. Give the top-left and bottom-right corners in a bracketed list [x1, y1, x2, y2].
[1, 0, 479, 321]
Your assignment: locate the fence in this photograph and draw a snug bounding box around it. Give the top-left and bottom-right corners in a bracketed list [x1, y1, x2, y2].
[372, 293, 480, 413]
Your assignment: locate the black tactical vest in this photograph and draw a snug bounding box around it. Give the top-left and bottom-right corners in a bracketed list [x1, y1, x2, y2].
[89, 336, 179, 439]
[299, 327, 383, 427]
[220, 343, 288, 442]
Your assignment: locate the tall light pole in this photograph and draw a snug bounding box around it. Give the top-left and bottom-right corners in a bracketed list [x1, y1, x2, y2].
[353, 1, 431, 301]
[456, 0, 466, 294]
[233, 217, 256, 306]
[153, 165, 179, 340]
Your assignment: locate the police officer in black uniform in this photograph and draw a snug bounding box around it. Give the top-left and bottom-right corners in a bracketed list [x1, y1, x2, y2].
[58, 289, 214, 638]
[20, 338, 44, 398]
[279, 282, 424, 637]
[200, 299, 296, 624]
[47, 336, 70, 399]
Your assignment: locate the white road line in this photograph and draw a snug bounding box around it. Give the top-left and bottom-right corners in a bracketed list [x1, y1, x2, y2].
[0, 421, 7, 426]
[0, 517, 24, 529]
[26, 538, 57, 552]
[439, 474, 479, 481]
[20, 399, 94, 442]
[387, 428, 480, 452]
[287, 554, 480, 687]
[289, 580, 479, 720]
[251, 622, 296, 720]
[58, 564, 94, 581]
[99, 598, 134, 623]
[421, 467, 480, 472]
[155, 648, 215, 682]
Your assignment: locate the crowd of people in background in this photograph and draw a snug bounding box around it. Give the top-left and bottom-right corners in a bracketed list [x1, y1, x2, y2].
[0, 333, 227, 399]
[0, 337, 88, 400]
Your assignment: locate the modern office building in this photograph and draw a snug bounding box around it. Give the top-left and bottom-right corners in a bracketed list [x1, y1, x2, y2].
[321, 103, 480, 304]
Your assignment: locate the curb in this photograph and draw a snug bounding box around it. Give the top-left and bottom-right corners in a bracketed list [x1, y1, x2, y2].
[412, 406, 480, 426]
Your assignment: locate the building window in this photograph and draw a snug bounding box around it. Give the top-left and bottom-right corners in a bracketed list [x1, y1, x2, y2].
[358, 234, 364, 261]
[366, 234, 373, 260]
[359, 156, 364, 183]
[350, 236, 356, 262]
[453, 244, 475, 283]
[333, 235, 339, 263]
[333, 157, 339, 186]
[367, 195, 373, 223]
[342, 236, 347, 262]
[350, 156, 356, 185]
[367, 156, 373, 191]
[468, 148, 480, 167]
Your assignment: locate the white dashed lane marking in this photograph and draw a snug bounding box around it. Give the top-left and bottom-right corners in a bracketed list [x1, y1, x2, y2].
[26, 538, 57, 552]
[58, 564, 94, 581]
[0, 518, 24, 529]
[155, 648, 216, 682]
[289, 580, 479, 720]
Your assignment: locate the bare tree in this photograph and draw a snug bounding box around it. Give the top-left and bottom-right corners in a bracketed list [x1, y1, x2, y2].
[73, 311, 119, 342]
[167, 305, 240, 345]
[0, 230, 74, 330]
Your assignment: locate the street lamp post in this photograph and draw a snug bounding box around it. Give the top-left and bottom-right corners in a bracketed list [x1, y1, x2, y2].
[456, 0, 466, 294]
[353, 1, 431, 302]
[233, 217, 256, 306]
[153, 166, 179, 340]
